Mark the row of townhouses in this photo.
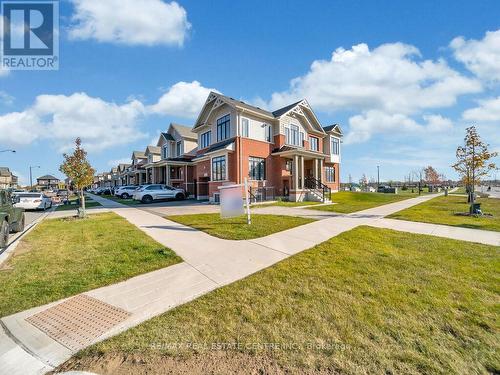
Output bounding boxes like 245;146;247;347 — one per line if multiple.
0;167;18;189
96;92;342;202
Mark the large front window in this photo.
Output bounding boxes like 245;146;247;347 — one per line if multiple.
176;141;182;156
331;138;340;155
325;166;335;182
200;131;211;149
285;124;304;146
212;156;226;181
248;157;265;180
217;114;231;142
162;144;169;159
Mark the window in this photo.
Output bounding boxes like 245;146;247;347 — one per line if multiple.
310;137;319;151
248;157;266;180
200;131;211;149
286;124;302;146
148;154;153;163
331;138;340;155
162;144;169;159
325;167;335;182
265;124;272;142
212;156;226;181
217;114;231;141
241;118;249;137
176;141;182;156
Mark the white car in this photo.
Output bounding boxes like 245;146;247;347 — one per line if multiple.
115;185;140;199
14;192;53;210
133;184;186;204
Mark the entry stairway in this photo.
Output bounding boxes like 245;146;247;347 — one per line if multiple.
305;177;332;203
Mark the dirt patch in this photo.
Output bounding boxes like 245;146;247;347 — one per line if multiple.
54;352;337;375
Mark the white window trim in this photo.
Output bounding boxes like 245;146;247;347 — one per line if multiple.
216;113;231;142
241;117;249;138
210;153;228;182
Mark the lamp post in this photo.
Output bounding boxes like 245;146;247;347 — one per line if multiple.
29;165;40;191
377;166;380;189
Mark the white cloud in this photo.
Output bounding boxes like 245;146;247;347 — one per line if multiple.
267;42;481;115
345;111;453;144
68;0;190;46
0;93;147;151
0;111;43;145
462;97;500;122
149;81;218;118
0;91;14;106
451;29;500;82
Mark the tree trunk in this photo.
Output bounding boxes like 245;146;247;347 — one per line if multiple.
470;144;476;214
80;188;86;218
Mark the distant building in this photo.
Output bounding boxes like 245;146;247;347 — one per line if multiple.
0;167;18;189
37;175;60;190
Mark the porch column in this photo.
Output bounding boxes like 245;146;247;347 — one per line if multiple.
300;155;305;189
293;155;299;190
165;165;170;185
313;159;318;180
319;159;323;183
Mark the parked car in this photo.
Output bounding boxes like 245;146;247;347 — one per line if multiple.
14;192;53;210
0;190;25;249
115;185;140;199
133;184;187;204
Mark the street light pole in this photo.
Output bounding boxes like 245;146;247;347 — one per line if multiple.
29;165;40;190
377;166;380;188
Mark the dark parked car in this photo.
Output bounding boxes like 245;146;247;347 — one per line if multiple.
0;190;25;249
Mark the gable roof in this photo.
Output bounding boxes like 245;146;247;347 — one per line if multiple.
323;124;343;135
161;132;175;141
132;151;146;159
145;145;161;155
170;123;197;140
37;175;59;180
271;100;303;117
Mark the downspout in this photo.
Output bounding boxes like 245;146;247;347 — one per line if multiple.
238;110;243;184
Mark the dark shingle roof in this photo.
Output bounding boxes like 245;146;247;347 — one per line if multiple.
323;124;343;134
37;175;59;180
195;138;235;158
271;100;303;117
161;132;175;141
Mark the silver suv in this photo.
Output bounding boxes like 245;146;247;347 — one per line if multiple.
115;185;140;199
132;185;187;204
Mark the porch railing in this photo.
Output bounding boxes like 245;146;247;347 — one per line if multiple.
249;186;276;203
305;176;331;202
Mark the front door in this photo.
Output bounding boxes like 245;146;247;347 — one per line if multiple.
283;180;290;197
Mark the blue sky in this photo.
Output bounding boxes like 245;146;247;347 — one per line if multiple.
1;0;499;185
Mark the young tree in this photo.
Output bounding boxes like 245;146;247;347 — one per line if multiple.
59;138;95;217
452;126;498;213
424;166;440;185
359;174;368;191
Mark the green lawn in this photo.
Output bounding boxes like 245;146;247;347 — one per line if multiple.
55;197;102;211
389;195;500;232
167;213;315;240
0;213;181;317
69;227;499;374
309;191;413;213
253;200;321;208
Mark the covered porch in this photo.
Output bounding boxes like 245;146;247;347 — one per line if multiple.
272;148;328;202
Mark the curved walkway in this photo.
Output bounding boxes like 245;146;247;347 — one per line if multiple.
1;193;498;375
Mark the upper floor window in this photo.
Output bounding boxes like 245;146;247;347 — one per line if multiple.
325;166;335;182
265;124;272;142
148;154;153;163
249;157;266;180
162;144;169;159
212;156;226;181
331;138;340;155
176;141;182;156
241;118;249;137
285;124;304;147
200;131;211;149
217;114;231;142
310;137;319;151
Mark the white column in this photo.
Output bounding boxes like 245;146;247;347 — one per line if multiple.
152;167;156;184
319;159;323;182
313;159;318;180
165;165;170;186
293;155;299;190
300;156;305;189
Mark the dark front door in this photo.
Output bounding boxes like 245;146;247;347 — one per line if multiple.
283;180;290;197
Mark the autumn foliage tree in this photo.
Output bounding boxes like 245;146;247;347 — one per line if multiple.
59;138;95;217
424;166;441;185
452;126;498;214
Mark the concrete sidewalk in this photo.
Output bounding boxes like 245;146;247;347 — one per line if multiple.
1;191;498;375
